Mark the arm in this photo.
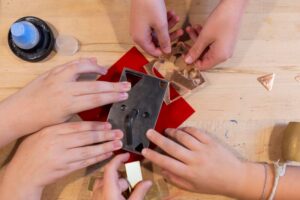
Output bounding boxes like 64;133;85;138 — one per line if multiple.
0;121;123;200
0;58;131;147
185;0;249;70
142;128;300;199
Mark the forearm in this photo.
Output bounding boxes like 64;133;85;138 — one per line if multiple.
0;166;43;200
0;97;22;148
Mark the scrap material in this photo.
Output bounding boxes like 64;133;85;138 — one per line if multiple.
55;35;79;56
257;73;275;91
125;161;143;188
144;42;206;104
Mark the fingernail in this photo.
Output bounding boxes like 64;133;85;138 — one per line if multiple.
163;46;171;54
119;92;128;100
185;55;193;64
114;130;123;139
113;140;123;149
141;149;148;155
146;129;154;137
121;82;131;90
99;67;108;74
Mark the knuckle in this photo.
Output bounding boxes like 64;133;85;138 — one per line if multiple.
80;148;92;159
155;22;168;31
78;132;94;144
101;143;113;152
79;159;91;168
68;63;80;73
112;82;121;91
68;122;83;132
92;95;104;105
176;131;186;142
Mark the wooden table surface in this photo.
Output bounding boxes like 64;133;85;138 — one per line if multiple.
1;0;300;199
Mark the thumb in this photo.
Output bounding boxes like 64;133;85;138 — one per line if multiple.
154;24;171;54
185;36;211;64
128;180;152;200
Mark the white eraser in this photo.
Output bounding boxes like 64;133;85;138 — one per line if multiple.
125;161;143;188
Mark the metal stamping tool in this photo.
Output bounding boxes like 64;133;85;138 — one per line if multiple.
108;68;168;154
144;42;206;104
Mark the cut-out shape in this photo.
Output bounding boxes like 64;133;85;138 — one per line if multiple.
125;161;143;189
257;73;275;91
144;42;207;104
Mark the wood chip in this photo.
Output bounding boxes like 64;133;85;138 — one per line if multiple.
257;73;275;91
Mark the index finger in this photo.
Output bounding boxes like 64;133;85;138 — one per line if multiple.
59;58;108;81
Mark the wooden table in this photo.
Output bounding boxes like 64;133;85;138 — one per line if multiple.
1;0;300;199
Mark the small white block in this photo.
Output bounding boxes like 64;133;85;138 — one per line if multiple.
125;161;143;188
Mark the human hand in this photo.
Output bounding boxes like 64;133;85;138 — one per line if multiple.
92;153;152;200
0;121;123;200
0;58;131;146
141;127;249;197
185;0;248;70
130;0;183;56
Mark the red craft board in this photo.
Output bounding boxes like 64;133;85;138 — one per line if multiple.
79;47;195;162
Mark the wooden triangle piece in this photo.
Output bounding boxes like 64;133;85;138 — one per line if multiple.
257;73;275;91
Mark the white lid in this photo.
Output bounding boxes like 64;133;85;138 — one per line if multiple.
55;35;79;56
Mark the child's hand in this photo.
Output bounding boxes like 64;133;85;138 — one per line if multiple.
141;128;248;197
92;153;152;200
130;0;183;56
0;58;130;146
0;121;123;200
185;0;248;70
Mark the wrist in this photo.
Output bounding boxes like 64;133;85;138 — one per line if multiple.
0;98;23;147
228;162;275;200
1;166;43;200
